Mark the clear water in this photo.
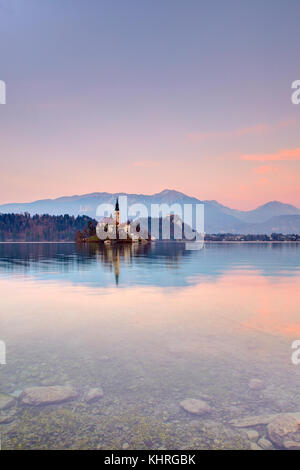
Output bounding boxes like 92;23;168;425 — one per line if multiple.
0;242;300;449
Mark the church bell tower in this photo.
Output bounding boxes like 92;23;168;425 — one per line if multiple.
115;198;120;225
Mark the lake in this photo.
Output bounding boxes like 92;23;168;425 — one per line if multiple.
0;242;300;449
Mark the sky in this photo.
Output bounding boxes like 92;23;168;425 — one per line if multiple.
0;0;300;209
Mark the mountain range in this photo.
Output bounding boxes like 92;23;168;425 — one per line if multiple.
0;189;300;234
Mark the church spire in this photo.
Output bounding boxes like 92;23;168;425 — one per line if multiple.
115;197;120;226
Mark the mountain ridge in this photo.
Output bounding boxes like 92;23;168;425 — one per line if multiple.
0;189;299;235
1;189;299;211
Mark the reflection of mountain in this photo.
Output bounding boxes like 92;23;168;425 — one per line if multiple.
0;242;299;288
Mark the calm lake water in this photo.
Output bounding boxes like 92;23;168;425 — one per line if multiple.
0;242;300;449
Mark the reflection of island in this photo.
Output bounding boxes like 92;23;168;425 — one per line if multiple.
90;242;151;285
0;241;299;288
76;241;191;285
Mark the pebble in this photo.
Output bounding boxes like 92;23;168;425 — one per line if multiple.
257;438;273;449
180;398;212;415
84;387;104;403
250;442;262;450
246;429;259;442
248;379;265;391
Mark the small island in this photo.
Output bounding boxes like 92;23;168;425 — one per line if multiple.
75;199;300;245
76;198;149;245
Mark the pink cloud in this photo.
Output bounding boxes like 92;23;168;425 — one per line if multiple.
188;119;296;143
256;177;270;186
242;148;300;162
188;123;268;142
253;165;278;174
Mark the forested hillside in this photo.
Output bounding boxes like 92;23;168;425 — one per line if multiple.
0;213;96;241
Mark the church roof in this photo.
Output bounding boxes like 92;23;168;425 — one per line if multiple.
100;217;115;224
99;217;130;227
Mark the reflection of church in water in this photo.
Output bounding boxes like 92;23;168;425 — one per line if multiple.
77;239;188;286
93;243;150;285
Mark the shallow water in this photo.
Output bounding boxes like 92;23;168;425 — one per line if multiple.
0;242;300;449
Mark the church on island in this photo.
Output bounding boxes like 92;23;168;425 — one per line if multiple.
97;198;145;244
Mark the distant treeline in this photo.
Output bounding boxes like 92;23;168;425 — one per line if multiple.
205;233;300;241
0;213;299;242
0;213;96;242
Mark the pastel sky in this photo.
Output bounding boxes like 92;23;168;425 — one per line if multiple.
0;0;300;209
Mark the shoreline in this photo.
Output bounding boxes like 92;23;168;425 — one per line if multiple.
0;240;299;245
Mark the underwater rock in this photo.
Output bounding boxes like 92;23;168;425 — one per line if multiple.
84;387;104;403
248;379;265;390
0;393;16;410
230;414;278;427
0;409;17;424
11;390;23;398
250;442;262;450
283;440;300;450
180;398;212;415
267;414;300;449
257;437;273;449
246;429;259;442
20;385;78;406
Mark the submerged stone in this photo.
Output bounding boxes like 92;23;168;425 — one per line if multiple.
180;398;212;415
248;379;265;391
283;440;300;450
84;387;104;403
257;437;273;449
250;442;262;450
230;411;300;429
267;414;300;449
230;414;279;427
11;390;23;398
246;429;259;442
0;409;17;424
20;385;78;406
0;393;16;410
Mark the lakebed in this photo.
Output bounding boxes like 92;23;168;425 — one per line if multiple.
0;242;299;449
